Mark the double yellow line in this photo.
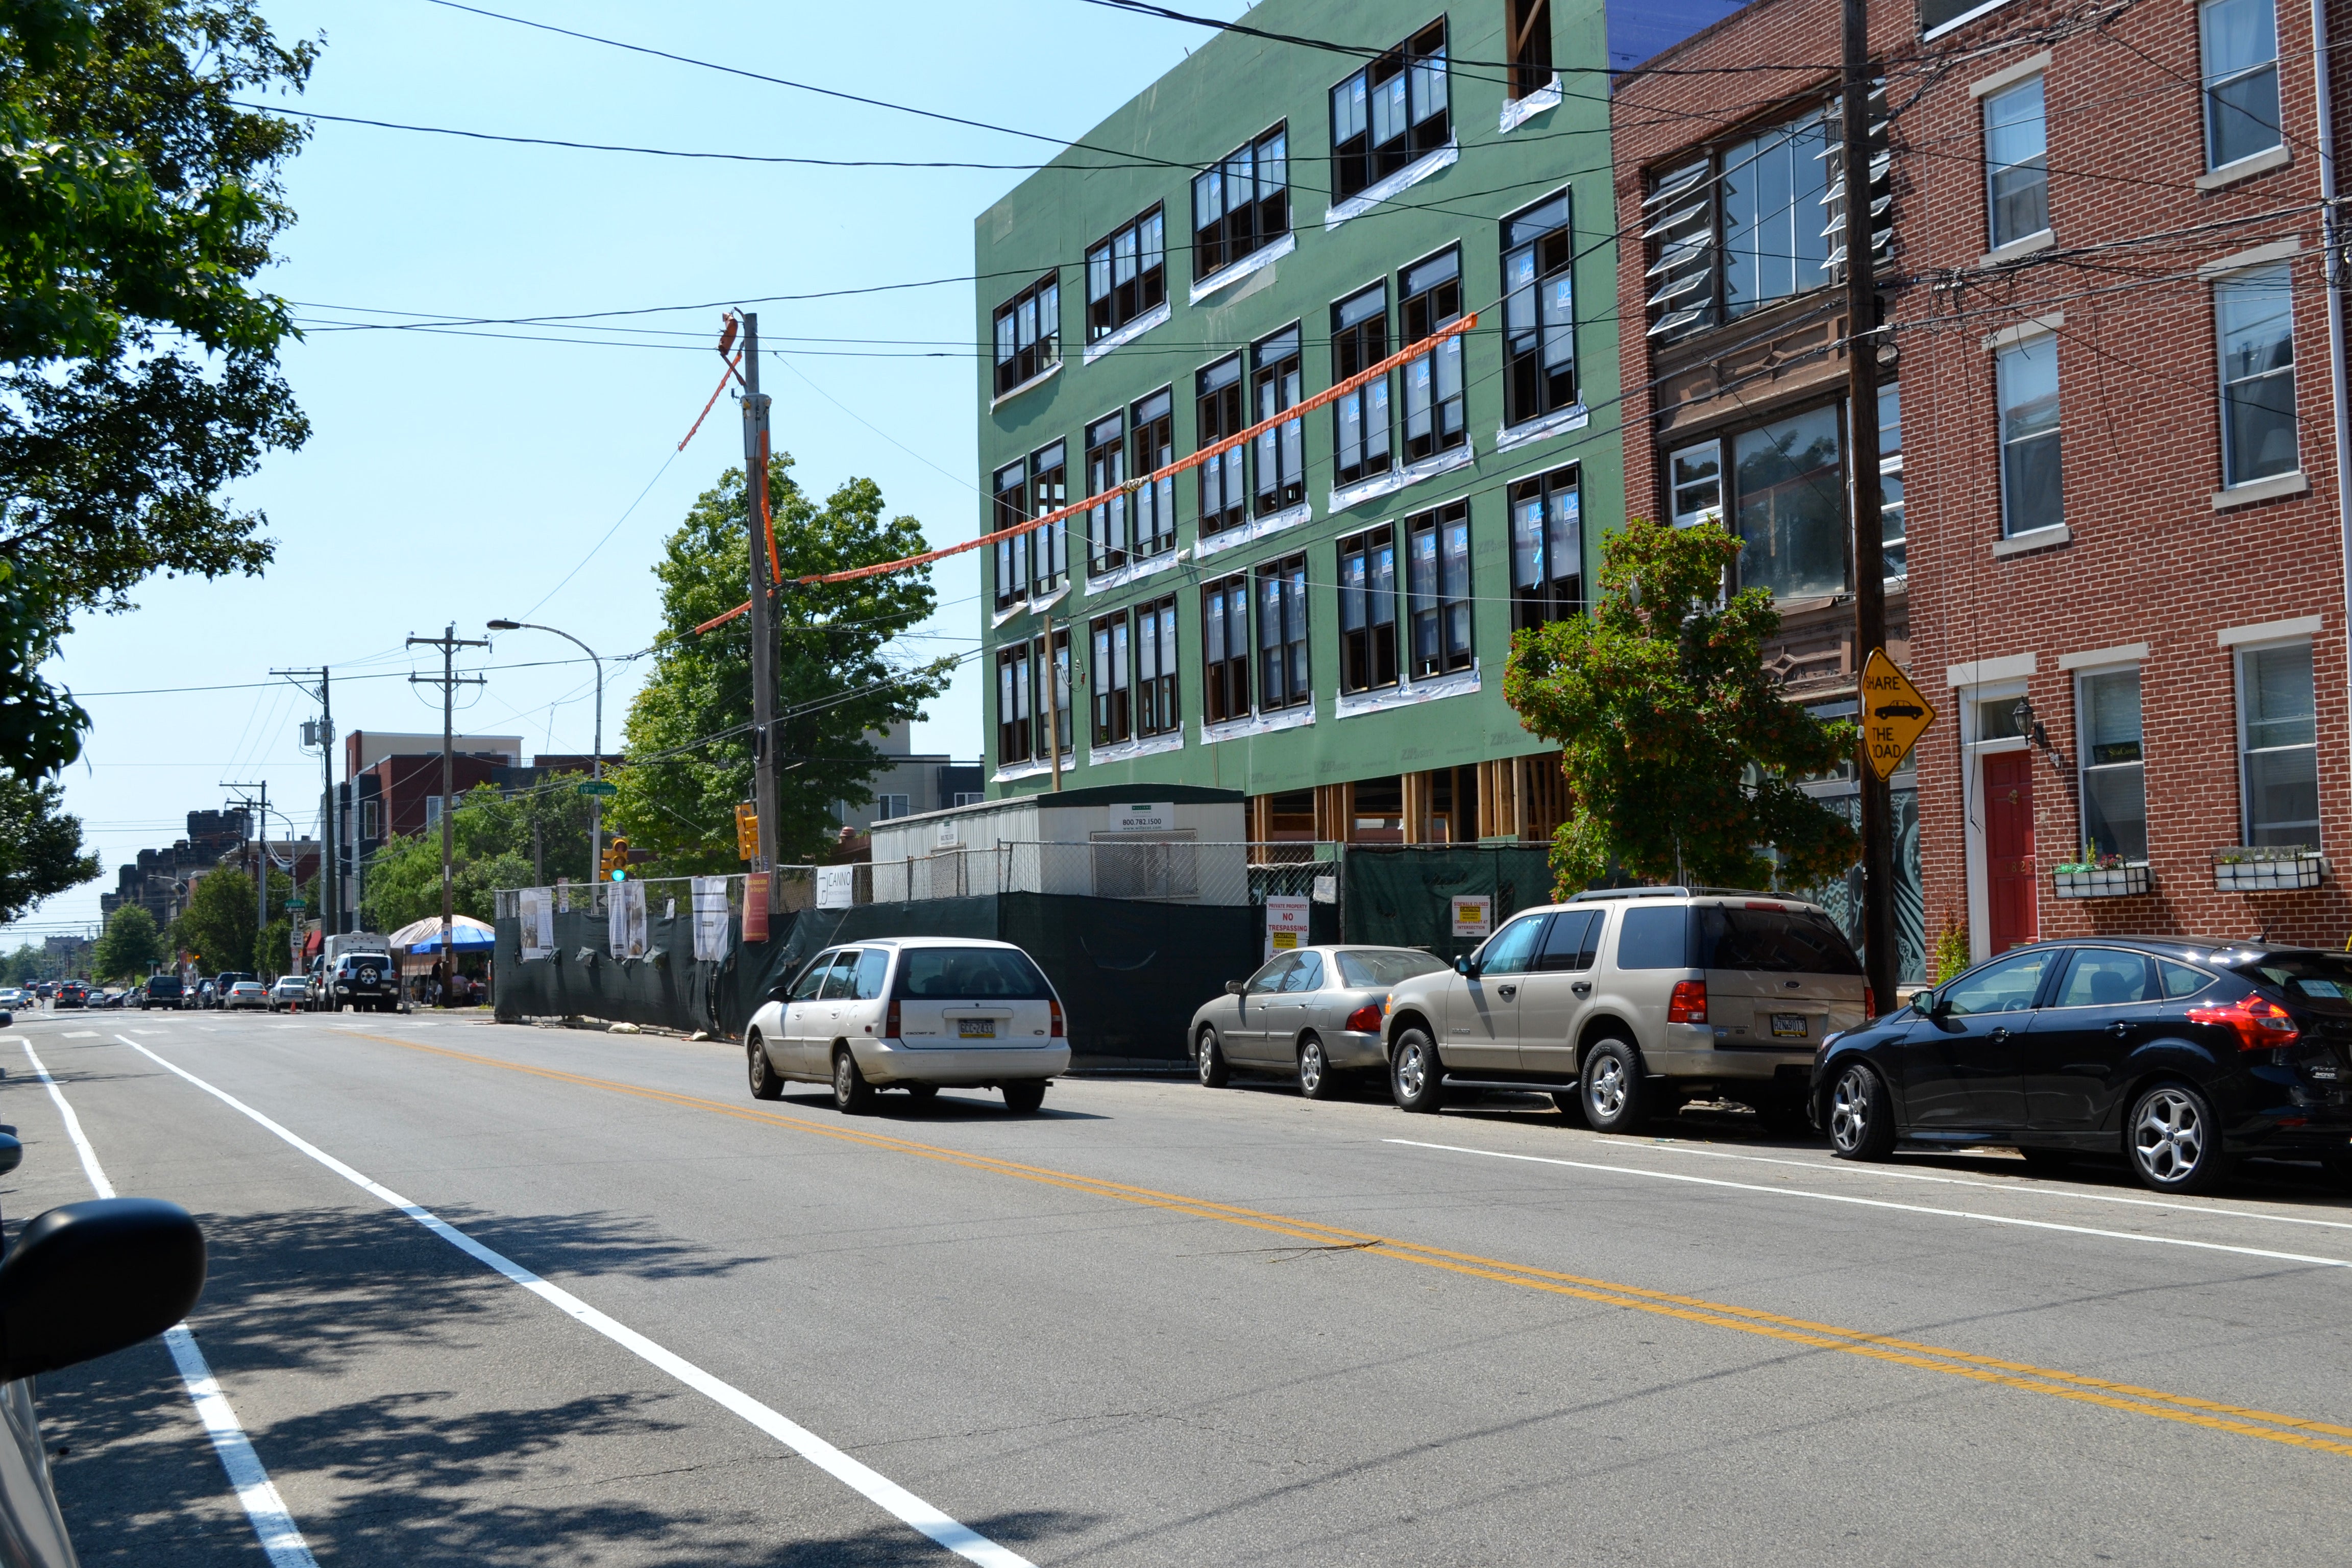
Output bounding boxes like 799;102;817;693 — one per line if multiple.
363;1032;2352;1459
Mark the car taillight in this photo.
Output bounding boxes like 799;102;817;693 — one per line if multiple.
1343;1003;1383;1033
1668;980;1707;1024
1049;999;1065;1038
1864;986;1876;1018
2187;994;2301;1051
886;999;901;1039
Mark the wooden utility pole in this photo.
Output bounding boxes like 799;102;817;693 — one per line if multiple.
740;314;782;916
1842;0;1897;1011
408;625;486;1003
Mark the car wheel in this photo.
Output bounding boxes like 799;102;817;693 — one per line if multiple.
1001;1080;1047;1114
1195;1026;1230;1088
1390;1027;1444;1114
747;1033;784;1101
832;1048;876;1114
2127;1082;2228;1194
904;1084;940;1103
1296;1035;1337;1100
1580;1038;1650;1135
1826;1061;1895;1161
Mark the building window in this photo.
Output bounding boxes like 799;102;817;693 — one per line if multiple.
1330;19;1450;202
1732;404;1845;601
1669;440;1723;528
996;643;1033;764
1509;467;1580;629
2241;641;2318;846
1197;356;1247;534
361;800;381;840
1029;440;1069;592
1332;284;1392;485
1086;206;1166;343
1084;410;1128;576
1644;106;1834;341
1256;554;1312;710
1203;574;1251;724
2216;262;2298;485
951;792;986;808
1501;191;1575;426
1033;625;1072;762
1983;76;2049;249
991;273;1058;397
1252;323;1305;515
1407;499;1474;674
2078;668;2145;862
424;795;444;830
1194;124;1288;278
875;794;912;822
1877;382;1905;580
1996;334;2062;535
1338;525;1400;694
1089;610;1131;746
992;460;1028;609
2201;0;2282;170
1130;388;1177;558
1400;248;1466;461
1505;0;1553;102
1135;594;1180;737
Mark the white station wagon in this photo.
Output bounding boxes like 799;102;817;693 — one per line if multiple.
743;937;1070;1114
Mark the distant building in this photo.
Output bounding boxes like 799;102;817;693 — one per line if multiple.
99;809;251;929
834;722;986;835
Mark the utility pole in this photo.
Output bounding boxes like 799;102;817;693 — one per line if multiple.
408;625;487;1003
739;312;781;913
1842;0;1896;1013
219;780;270;972
277;666;337;941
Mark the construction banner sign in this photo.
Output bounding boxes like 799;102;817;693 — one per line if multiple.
1859;649;1935;781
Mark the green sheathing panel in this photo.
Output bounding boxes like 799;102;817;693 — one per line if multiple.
973;0;1623;801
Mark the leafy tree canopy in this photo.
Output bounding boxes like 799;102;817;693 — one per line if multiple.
0;774;95;924
0;942;39;984
614;455;951;874
169;860;287;974
1;0;315;621
360;776;594;930
90;900;161;979
1503;518;1860;896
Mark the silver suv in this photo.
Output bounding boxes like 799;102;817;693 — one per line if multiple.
1381;888;1869;1133
744;937;1070;1114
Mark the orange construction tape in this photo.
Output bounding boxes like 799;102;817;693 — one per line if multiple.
689;311;1477;635
677;350;743;452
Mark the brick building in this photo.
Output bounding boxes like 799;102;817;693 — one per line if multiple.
1617;0;2352;965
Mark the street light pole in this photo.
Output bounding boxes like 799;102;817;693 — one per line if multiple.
487;620;604;886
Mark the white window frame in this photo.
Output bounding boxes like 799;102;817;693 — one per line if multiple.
1994;329;2062;538
2073;662;2146;864
1981;75;2050;252
2214;260;2299;488
2235;636;2320;848
1668;438;1723;528
2199;0;2284;174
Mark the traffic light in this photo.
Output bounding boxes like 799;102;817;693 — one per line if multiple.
733;802;758;862
602;837;630;880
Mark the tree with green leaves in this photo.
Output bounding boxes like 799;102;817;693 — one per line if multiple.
613;455;952;874
359;776;595;930
169;862;287;974
90;901;161;979
0;943;39;984
1503;518;1860;897
0;775;96;924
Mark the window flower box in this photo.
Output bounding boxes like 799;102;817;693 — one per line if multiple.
2213;848;2326;891
2052;863;2153;899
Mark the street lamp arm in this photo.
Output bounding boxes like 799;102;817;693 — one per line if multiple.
487;619;608;889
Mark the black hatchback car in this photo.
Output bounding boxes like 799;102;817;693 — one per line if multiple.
1813;938;2352;1193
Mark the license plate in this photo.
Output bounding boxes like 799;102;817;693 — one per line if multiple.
956;1018;996;1039
1771;1013;1809;1039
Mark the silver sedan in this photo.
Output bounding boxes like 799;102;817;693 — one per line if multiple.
1188;945;1451;1099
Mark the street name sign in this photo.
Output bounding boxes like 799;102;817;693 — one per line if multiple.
1859;649;1935;781
577;781;619;797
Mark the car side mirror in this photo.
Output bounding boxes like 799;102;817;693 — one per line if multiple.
0;1135;23;1180
0;1198;205;1382
1224;979;1245;996
1454;955;1476;977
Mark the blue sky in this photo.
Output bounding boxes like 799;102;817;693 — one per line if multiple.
17;0;1247;943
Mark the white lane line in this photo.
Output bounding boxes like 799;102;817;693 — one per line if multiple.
62;1032;95;1039
1387;1138;2352;1269
113;1035;1034;1568
17;1041;320;1567
1628;1136;2352;1234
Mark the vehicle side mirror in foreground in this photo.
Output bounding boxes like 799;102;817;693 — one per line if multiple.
0;1198;205;1382
1224;980;1245;996
1454;955;1479;977
0;1135;22;1179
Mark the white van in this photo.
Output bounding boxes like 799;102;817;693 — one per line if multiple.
743;937;1069;1114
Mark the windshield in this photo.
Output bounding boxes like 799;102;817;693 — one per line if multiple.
2237;951;2352;1013
1696;905;1864;975
1336;949;1448;986
894;947;1054;1000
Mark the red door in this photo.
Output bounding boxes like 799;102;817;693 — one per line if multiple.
1984;751;2038;954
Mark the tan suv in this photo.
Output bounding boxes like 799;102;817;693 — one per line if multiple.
1381;888;1870;1133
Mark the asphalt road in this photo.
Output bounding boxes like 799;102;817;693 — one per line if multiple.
4;1004;2351;1566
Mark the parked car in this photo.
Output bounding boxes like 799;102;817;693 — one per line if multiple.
1380;888;1870;1132
744;938;1069;1114
140;975;183;1010
266;975;309;1012
223;980;268;1012
326;951;398;1013
1815;938;2352;1194
207;972;254;1011
1190;946;1452;1097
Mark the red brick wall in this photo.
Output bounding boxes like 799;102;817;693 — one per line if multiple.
1614;0;2352;955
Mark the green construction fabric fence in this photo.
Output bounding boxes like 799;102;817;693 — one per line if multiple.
1338;845;1559;962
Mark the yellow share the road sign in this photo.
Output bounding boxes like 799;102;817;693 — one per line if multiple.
1859;648;1935;781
